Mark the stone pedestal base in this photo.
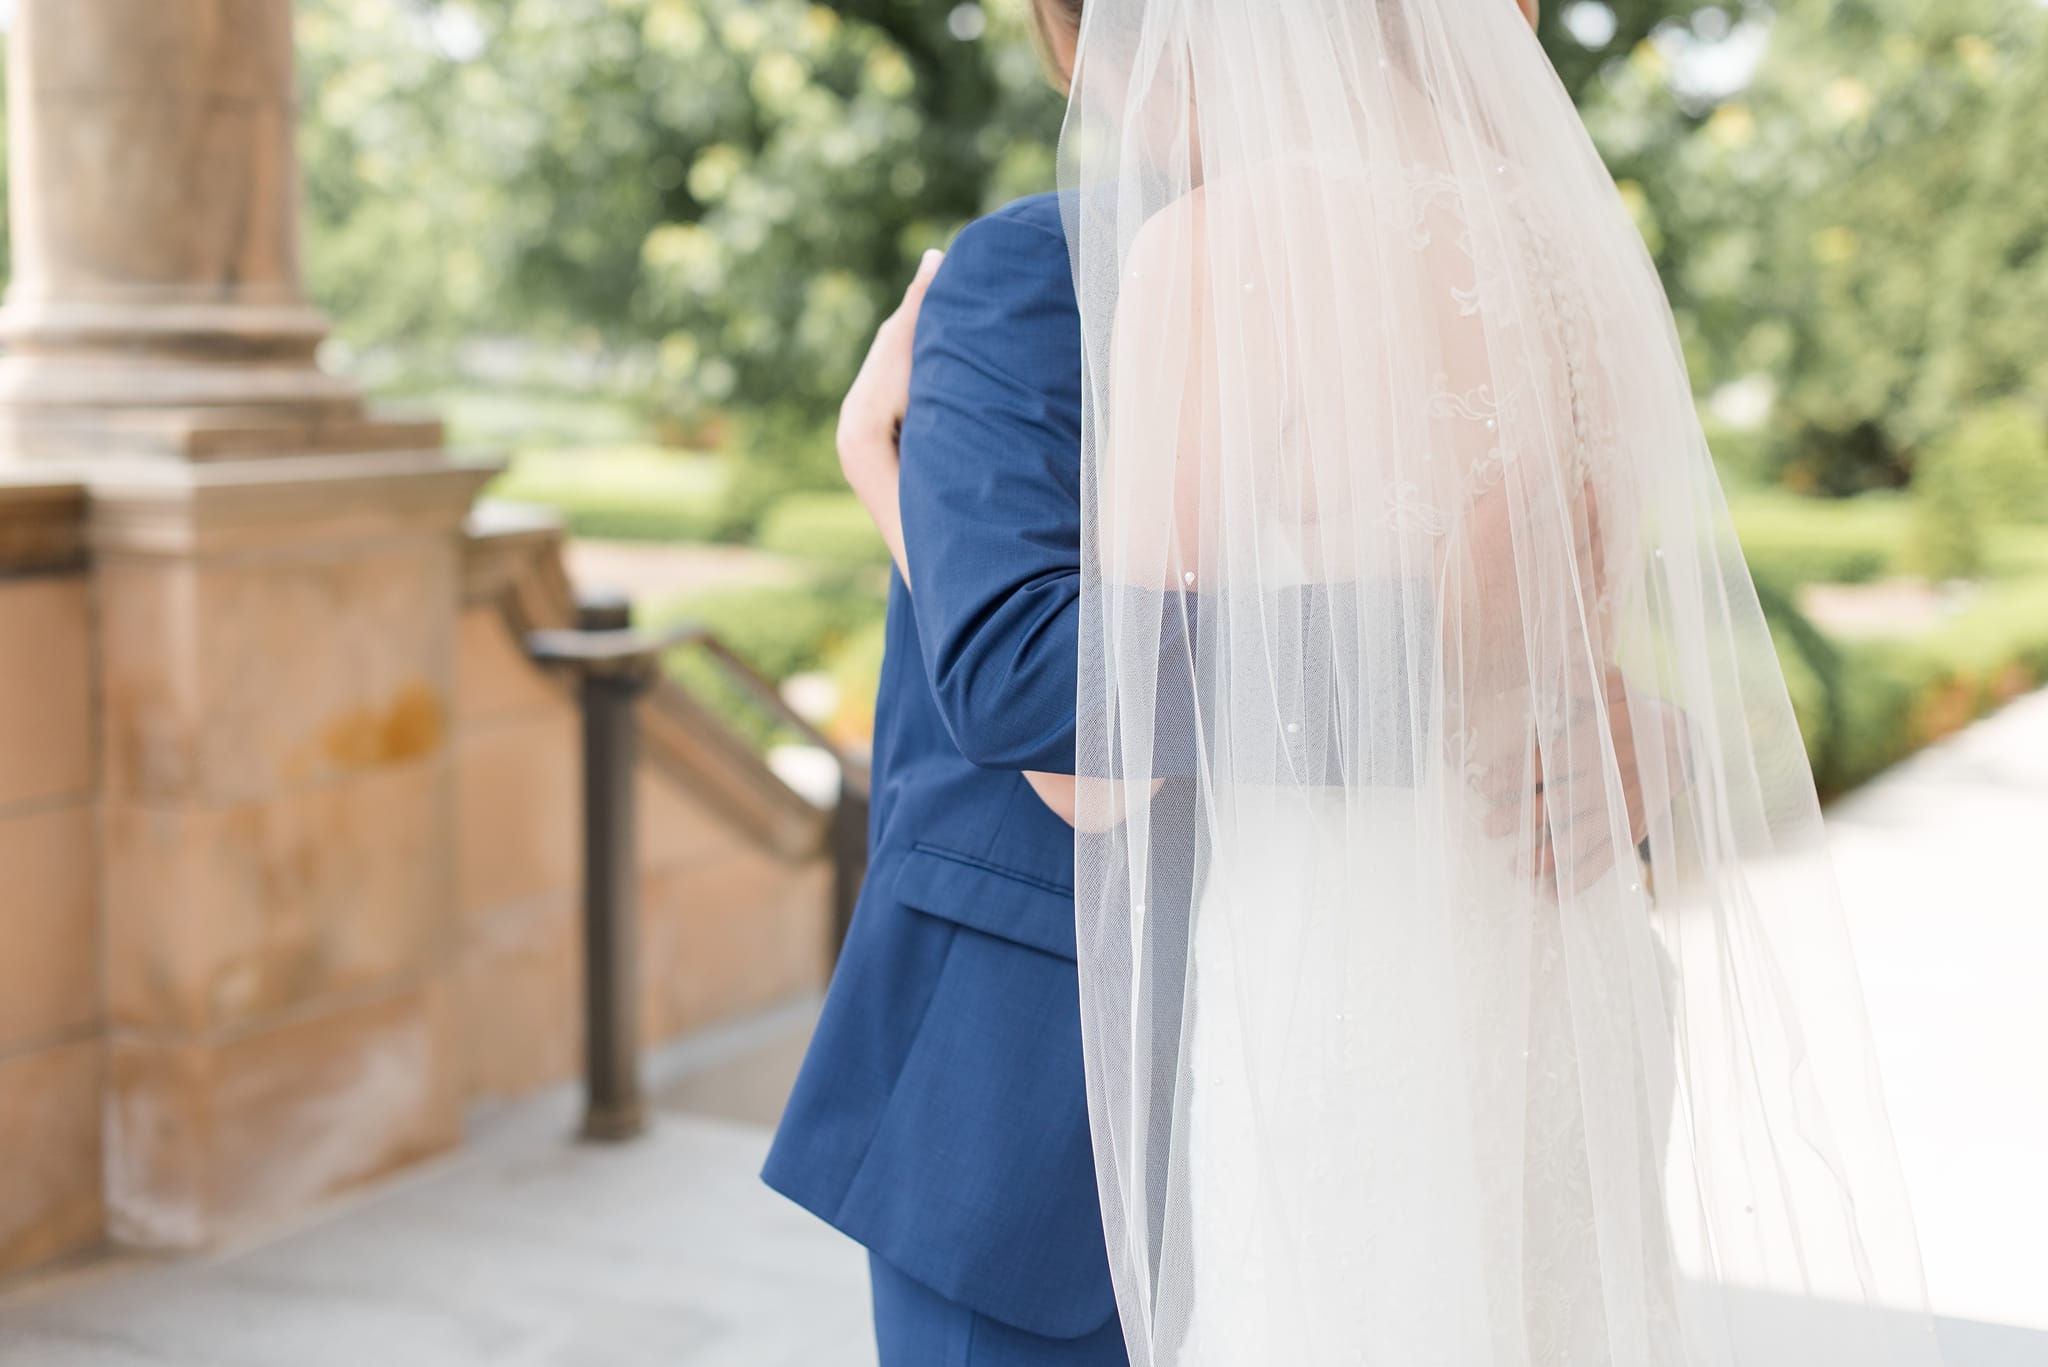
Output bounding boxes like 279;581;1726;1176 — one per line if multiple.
89;448;494;1249
107;983;460;1248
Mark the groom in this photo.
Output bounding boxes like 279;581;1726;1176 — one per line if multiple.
760;188;1129;1366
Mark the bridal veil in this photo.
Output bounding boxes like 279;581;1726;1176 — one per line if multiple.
1059;1;1945;1362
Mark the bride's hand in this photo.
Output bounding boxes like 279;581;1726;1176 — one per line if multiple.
1024;772;1168;831
1484;665;1688;895
838;248;944;584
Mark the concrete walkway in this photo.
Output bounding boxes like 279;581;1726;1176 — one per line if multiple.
2;698;2044;1364
1826;689;2048;1341
0;1002;876;1367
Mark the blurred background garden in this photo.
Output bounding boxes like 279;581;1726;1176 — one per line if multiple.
46;0;2048;795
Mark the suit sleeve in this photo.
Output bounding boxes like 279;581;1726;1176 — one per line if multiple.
898;210;1084;773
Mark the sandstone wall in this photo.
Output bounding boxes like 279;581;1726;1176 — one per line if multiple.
0;493;838;1283
0;479;101;1278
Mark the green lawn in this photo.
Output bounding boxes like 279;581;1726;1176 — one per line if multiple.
486;444;731;543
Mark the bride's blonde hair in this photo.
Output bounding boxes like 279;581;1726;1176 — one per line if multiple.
1028;0;1084;90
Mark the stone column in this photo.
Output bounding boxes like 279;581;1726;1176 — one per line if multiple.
0;0;436;461
0;0;494;1249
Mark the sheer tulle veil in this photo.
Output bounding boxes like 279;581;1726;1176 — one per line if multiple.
1058;2;1945;1363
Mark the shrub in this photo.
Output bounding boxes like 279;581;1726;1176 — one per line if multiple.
649;575;889;749
1728;489;1908;586
755;491;890;566
824;617;891;750
1950;402;2048;525
712;409;843;542
1910;402;2048;581
487;444;727;543
1752;577;1844;786
1702;422;1773;489
1805;577;2048;796
1909;445;1988;581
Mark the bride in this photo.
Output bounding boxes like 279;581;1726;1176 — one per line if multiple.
1053;0;1945;1361
826;1;1946;1363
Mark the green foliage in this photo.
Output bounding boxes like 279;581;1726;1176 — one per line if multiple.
825;615;891;743
291;0;1747;438
298;0;1064;427
1729;488;1909;585
1751;536;2048;797
1933;401;2048;522
652;574;884;681
432;386;656;454
1910;443;1990;581
1752;576;1847;787
755;490;890;565
1732;482;2048;587
1909;401;2048;578
1535;2;1771;107
1819;577;2048;793
1700;422;1773;488
486;445;729;542
711;408;844;540
1624;0;2048;492
650;573;888;747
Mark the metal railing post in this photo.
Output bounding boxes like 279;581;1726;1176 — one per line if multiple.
528;589;669;1142
573;592;647;1141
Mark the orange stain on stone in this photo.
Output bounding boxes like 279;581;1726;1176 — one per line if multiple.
321;682;445;769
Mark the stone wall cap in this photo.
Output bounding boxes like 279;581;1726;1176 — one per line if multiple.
468;498;566;542
87;450;503;558
0;473;89;574
0;471;89;502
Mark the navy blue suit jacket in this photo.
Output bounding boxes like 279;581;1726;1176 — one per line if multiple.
762;193;1115;1340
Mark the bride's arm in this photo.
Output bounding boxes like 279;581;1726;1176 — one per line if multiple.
837;251;943;587
1024;772;1080;824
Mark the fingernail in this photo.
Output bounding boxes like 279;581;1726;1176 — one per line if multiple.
920;248;944;274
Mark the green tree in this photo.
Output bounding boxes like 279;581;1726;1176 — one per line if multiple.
298;0;1059;424
294;1;1744;424
1653;0;2048;492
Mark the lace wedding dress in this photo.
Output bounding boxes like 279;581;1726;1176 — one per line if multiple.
1185;788;1681;1365
1174;170;1683;1364
1063;4;1945;1364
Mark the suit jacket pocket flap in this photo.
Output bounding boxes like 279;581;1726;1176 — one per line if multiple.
893;845;1076;961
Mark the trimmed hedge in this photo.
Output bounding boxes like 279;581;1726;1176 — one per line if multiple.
485;445;729;543
1762;575;2048;798
1731;486;2048;587
1728;489;1910;586
754;491;891;567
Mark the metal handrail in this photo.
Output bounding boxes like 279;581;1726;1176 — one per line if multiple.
653;620;873;956
526;589;870;1143
661;626;871;953
531;617;871;791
